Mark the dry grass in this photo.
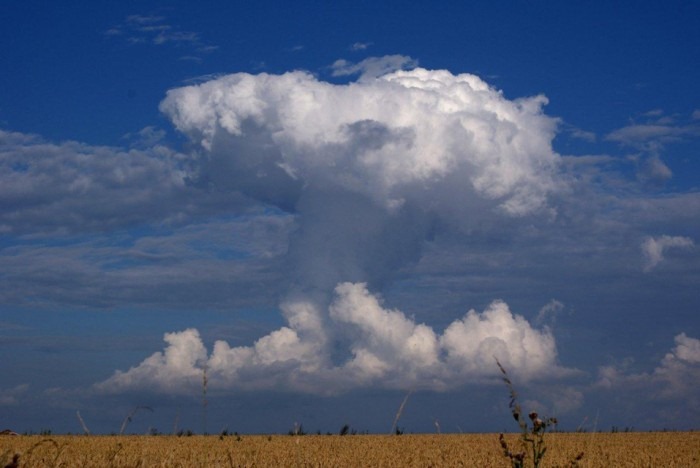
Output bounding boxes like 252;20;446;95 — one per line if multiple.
1;433;699;467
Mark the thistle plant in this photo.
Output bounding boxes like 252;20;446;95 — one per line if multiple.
496;359;583;468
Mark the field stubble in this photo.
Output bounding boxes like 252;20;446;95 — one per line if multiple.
1;432;699;467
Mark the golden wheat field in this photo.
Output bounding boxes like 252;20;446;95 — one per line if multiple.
1;432;699;467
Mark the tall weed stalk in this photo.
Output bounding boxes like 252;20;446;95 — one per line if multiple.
496;359;583;468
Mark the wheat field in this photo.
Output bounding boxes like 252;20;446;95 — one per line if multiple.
1;432;699;467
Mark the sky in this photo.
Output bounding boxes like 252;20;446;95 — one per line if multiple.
1;0;700;435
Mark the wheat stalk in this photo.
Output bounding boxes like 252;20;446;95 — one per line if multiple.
76;410;90;436
390;390;413;435
119;406;153;436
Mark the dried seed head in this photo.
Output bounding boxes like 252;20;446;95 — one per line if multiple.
533;418;544;431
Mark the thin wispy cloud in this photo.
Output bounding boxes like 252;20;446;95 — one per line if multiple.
122;126;166;148
331;55;418;80
559;122;597;143
603;110;700;187
106;13;218;61
641;235;694;272
0;384;29;406
350;42;373;51
606;111;700;147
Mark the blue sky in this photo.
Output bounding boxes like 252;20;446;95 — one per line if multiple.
2;1;700;435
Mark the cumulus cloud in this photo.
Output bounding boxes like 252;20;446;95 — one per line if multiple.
97;283;567;395
2;65;566;318
440;299;560;379
157;66;564;298
641;235;694;271
591;334;700;428
596;333;700;401
95;329;207;394
97;65;572;395
160;66;561;217
672;333;700;363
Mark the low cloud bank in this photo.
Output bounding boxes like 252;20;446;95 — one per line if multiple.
96;283;567;395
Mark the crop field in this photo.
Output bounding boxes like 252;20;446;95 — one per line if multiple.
1;432;699;467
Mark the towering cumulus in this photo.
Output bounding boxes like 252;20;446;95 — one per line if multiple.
98;67;570;395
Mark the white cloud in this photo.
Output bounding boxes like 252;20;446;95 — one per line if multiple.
642;109;665;118
0;64;568;317
605;119;700;148
329;282;441;385
596;333;700;401
641;235;694;272
95;66;575;396
160;66;561;217
96;282;568;395
638;155;672;185
440;300;560;381
126;14;165;25
350;42;373;51
672;333;700;363
569;128;596;142
123;126;166;148
156;65;566;306
0;384;29;406
179;55;202;63
95;329;207;394
606;124;684;145
535;299;565;326
331;55;418;80
107;14;217;61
